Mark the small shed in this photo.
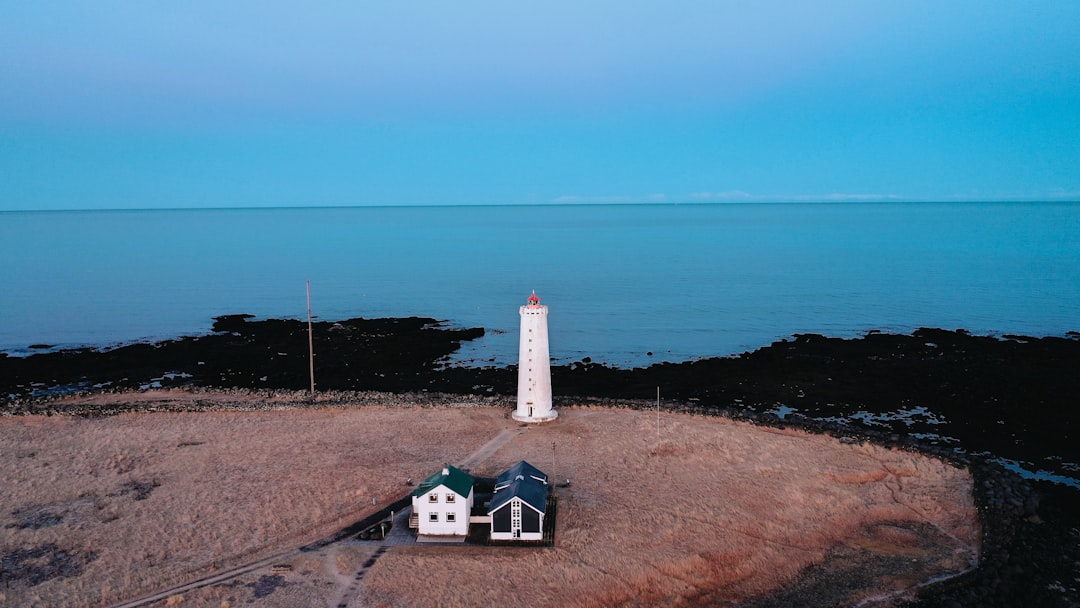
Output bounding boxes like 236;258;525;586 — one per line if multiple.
489;460;548;541
411;465;475;538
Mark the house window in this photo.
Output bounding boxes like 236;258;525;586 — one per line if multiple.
445;493;455;503
428;494;438;503
446;512;456;522
429;512;438;522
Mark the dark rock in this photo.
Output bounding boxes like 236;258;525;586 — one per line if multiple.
211;314;256;333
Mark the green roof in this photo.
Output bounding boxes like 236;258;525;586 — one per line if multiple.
411;465;474;498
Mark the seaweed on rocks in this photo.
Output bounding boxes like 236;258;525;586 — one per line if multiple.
547;329;1079;477
0;315;486;400
902;465;1080;608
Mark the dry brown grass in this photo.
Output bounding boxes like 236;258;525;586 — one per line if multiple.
1;399;977;607
364;408;978;608
1;404;506;607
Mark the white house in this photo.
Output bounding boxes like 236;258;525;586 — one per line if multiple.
489;460;548;541
411;465;475;538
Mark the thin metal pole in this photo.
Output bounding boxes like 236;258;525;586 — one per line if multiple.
307;280;315;397
656;386;660;439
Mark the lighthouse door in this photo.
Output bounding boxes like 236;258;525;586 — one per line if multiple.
511;501;522;539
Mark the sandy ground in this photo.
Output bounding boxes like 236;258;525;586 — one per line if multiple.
0;396;977;607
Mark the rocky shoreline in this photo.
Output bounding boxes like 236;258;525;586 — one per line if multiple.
3;315;1078;606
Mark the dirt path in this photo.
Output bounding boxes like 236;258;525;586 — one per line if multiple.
332;546;388;608
106;550;299;608
458;425;524;470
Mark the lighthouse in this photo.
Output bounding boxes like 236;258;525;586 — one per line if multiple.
514;291;557;423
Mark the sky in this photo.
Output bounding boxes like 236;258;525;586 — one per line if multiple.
1;1;1078;210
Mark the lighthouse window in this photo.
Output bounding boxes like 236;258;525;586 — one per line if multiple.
446;512;456;522
428;494;438;503
445;493;455;503
429;512;439;522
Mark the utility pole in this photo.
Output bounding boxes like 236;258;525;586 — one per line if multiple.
307;280;315;398
552;441;556;483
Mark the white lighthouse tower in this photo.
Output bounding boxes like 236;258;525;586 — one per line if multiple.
514;291;557;423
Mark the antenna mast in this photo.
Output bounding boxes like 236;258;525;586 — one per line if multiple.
552;441;556;483
307;280;315;397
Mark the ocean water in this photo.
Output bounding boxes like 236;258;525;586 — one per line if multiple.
1;202;1078;368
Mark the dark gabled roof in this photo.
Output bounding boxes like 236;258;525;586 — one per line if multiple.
488;476;547;515
495;460;547;488
411;465;474;498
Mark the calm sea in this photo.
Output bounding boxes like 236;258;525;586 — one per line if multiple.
1;202;1077;367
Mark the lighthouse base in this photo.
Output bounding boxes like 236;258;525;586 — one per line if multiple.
512;409;559;424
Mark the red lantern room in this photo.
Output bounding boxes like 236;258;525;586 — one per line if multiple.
527;290;541;306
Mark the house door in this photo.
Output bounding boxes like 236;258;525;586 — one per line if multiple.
511;500;522;539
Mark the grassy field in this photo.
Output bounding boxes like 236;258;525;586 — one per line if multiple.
0;394;977;607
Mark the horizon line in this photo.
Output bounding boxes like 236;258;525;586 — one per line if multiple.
3;198;1080;214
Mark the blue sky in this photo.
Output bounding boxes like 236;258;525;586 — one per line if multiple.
2;1;1078;210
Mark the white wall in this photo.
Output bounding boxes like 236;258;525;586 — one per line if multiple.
490;497;545;541
516;303;554;420
413;485;473;536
